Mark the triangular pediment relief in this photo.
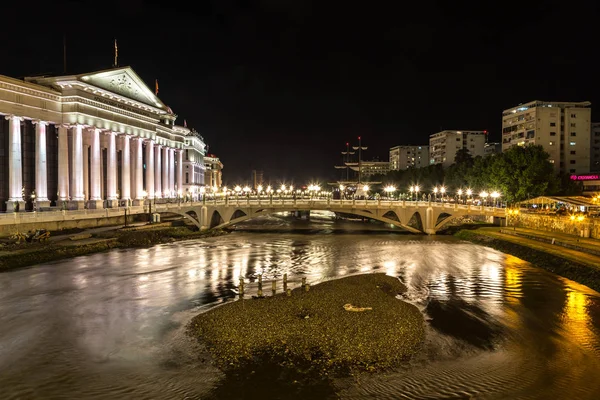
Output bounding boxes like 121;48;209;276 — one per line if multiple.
78;67;166;110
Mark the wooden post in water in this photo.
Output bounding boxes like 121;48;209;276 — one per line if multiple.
301;277;306;289
272;280;277;296
239;278;244;298
283;273;288;291
304;283;310;292
257;274;263;297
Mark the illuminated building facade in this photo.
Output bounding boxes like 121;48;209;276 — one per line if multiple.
0;66;205;212
251;170;263;189
429;130;486;167
502;100;591;174
182;129;206;200
389;145;429;170
204;154;223;189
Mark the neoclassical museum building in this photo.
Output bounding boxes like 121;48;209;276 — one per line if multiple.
0;66;214;212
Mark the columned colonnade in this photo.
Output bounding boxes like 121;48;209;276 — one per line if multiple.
3;115;184;211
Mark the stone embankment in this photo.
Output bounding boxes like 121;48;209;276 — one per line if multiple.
0;225;227;271
455;227;600;292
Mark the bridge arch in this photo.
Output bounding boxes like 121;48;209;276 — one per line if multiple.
408;211;424;232
209;207;422;234
210;210;225;229
382;210;400;222
231;209;248;221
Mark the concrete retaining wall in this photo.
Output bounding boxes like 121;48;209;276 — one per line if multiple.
0;215;145;236
509;213;599;239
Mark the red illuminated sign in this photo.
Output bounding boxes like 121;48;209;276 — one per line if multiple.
570;174;599;181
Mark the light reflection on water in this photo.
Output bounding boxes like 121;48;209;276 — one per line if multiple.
0;224;599;399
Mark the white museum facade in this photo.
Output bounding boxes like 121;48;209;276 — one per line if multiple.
0;66;207;212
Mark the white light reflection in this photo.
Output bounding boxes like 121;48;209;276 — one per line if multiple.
384;260;396;276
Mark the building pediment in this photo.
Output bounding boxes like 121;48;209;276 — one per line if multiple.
78;67;166;109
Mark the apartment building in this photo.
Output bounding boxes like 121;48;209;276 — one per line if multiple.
484;142;502;157
591;123;600;173
389;145;429;170
502;100;591;174
429;130;486;167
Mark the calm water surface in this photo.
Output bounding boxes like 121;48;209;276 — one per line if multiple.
1;217;600;399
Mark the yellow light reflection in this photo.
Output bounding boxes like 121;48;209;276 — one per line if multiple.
560;280;595;350
503;255;524;306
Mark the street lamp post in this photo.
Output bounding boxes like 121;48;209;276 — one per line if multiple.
433;186;438;202
480;191;489;207
440;186;446;203
491;191;500;208
415;185;420;203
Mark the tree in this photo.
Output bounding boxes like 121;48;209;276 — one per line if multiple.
454;148;474;167
486;145;558;204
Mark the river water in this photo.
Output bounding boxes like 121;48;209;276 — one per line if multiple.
1;216;600;399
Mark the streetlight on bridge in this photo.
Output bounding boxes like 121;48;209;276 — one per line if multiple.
479;191;489;206
491;191;501;207
384;185;396;199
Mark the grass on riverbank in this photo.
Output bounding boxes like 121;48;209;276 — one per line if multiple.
189;273;424;382
0;225;227;271
455;229;600;292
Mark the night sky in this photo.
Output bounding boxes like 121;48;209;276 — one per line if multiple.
2;0;598;184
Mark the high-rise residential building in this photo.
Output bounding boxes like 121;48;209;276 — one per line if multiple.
502;100;591;174
204;154;223;189
484;142;502;157
591;123;600;173
251;170;264;189
389;145;429;170
429;130;486;167
182;129;207;200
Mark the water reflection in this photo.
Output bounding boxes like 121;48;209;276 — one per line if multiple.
0;227;599;399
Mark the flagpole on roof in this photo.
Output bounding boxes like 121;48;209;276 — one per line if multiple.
113;38;118;67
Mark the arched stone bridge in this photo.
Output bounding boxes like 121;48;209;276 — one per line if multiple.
153;198;507;234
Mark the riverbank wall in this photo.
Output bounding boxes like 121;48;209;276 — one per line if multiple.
509;213;600;239
0;213;148;237
0;226;227;271
455;229;600;292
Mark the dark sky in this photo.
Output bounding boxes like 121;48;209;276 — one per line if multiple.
2;0;599;185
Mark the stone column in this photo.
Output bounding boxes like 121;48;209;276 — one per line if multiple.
177;149;183;196
88;128;102;209
70;124;85;207
121;135;131;202
57;125;69;202
169;148;175;195
145;140;155;199
162;146;169;197
154;144;162;198
32;120;50;208
106;131;117;206
82;144;89;201
5;115;24;211
133;137;144;204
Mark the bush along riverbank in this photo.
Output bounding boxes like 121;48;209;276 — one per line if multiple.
0;226;228;271
188;273;424;399
455;229;600;293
